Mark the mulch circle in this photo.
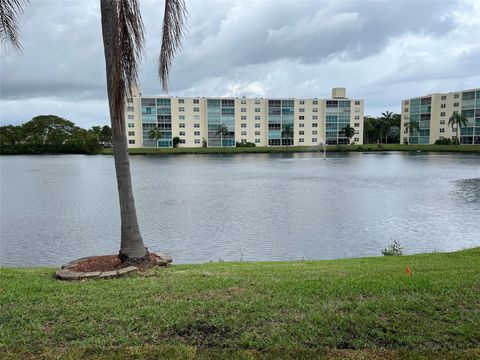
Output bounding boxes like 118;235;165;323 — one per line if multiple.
55;252;172;281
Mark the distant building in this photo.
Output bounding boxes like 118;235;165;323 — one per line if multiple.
124;87;364;148
400;88;480;144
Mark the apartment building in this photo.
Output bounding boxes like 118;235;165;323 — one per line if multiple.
125;87;364;148
400;88;480;144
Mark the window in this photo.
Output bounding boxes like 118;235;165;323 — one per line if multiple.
454;94;459;99
128;115;134;119
255;108;260;112
179;123;185;128
241;116;247;120
179;115;185;120
313;108;318;113
255;123;261;128
299;100;305;105
299;123;304;128
241;131;247;135
299;116;304;120
194;123;200;128
255;100;261;104
354;130;359;134
299;108;305;113
441;95;447;100
354;137;359;142
241;139;246;144
355;100;360;105
454;103;459;107
241;108;246;112
193;107;199;112
312;115;318;120
355;109;360;113
312;130;317;135
255;116;260;120
178;99;184;104
440;128;445;133
404;100;409;105
127;106;134;112
194;131;200;136
241;99;246;104
404;108;409;112
180;139;186;144
128;140;135;144
299;131;304;135
313;100;318;105
441;112;445;117
179;131;185;136
255;139;261;144
128;131;135;136
255;131;261;135
179;107;185;112
312;138;317;142
441;104;446;109
312;123;318;128
354;123;360;127
193;99;199;104
354;116;360;120
299;138;304;143
440;120;445;124
128;123;135;128
195;139;200;144
241;123;247;128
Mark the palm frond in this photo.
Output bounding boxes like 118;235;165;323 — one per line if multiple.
159;0;187;92
0;0;28;50
107;0;145;133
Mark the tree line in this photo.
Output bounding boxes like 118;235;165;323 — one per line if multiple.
363;111;401;144
0;115;112;155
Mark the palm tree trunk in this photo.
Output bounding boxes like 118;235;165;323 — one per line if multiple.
101;0;147;260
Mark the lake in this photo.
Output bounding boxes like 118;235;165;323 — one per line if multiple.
1;152;479;267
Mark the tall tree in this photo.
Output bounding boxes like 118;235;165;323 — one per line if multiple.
148;126;163;145
404;121;419;144
281;123;294;145
341;125;355;144
448;112;468;145
215;124;229;146
2;0;187;261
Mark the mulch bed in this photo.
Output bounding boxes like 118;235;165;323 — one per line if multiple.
70;253;160;273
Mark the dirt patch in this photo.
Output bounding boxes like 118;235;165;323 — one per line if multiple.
166;320;237;346
70;253;160;272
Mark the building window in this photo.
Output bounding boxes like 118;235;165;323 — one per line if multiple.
241;123;247;128
194;131;200;136
404;108;409;112
441;104;446;109
193;99;199;104
312;138;317;142
241;99;246;104
354;123;359;127
441;112;445;117
255;100;260;104
312;115;318;120
179;123;185;128
454;94;459;99
313;108;318;113
255;131;261;135
355;108;360;113
354;116;360;120
299;138;304;143
255;108;260;112
440;120;445;124
355;101;360;105
241;116;247;120
454;103;459;107
354;130;359;134
128;123;135;128
180;139;186;144
179;107;185;112
241;131;247;135
255;139;260;143
241;108;246;112
313;100;318;105
312;123;318;128
299;123;304;128
194;139;200;144
299;100;305;105
128;115;134;119
404;100;409;105
128;140;135;144
194;107;199;112
179;131;185;136
255;116;260;120
128;131;135;136
440;128;445;133
178;99;184;104
354;137;359;142
312;131;317;135
127;106;134;112
299;131;304;135
299;116;304;120
299;108;305;113
441;95;447;100
255;123;260;128
241;139;247;144
194;123;200;128
179;115;185;120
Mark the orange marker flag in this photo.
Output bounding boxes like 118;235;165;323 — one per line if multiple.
405;265;412;276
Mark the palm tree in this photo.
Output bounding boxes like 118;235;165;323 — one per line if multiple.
281;123;294;146
341;125;355;144
404;121;419;144
2;0;187;262
148;126;163;146
363;116;376;144
448;112;468;145
380;111;394;144
215;124;229;146
375;119;391;144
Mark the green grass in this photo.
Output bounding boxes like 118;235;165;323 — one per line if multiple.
100;144;480;155
1;248;479;359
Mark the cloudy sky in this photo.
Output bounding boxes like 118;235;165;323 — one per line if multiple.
1;0;479;128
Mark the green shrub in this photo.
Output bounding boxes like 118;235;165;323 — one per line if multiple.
381;240;403;256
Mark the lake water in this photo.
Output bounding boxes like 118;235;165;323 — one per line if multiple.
1;152;479;267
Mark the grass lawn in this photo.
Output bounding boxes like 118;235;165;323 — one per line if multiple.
1;248;479;359
100;144;480;155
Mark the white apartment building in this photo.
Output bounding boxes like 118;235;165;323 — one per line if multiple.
125;87;364;148
400;88;480;144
